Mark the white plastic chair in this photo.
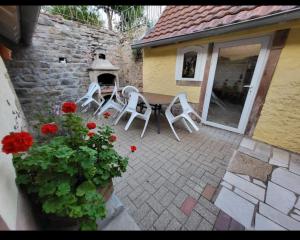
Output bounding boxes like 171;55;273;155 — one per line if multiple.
76;82;105;113
96;82;125;118
165;92;202;141
114;92;152;138
121;85;139;104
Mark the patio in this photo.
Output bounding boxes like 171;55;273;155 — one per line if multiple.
83;110;242;230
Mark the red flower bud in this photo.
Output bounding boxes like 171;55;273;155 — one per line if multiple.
41;123;58;135
130;145;137;152
1;132;33;154
62;102;77;113
108;135;117;142
86;122;96;130
103;112;111;119
87;132;95;138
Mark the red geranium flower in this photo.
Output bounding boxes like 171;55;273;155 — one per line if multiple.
87;132;95;138
86;122;96;130
62;102;77;113
130;145;137;152
103;112;111;119
1;132;33;154
108;135;117;142
41;123;58;135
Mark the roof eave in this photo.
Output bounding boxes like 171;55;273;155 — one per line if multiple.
131;8;300;49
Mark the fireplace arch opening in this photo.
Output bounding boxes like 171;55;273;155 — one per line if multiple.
98;73;116;87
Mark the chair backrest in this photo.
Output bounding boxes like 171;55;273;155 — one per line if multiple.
86;82;100;97
166;92;191;113
127;92;151;111
108;82;124;105
122;85;139;99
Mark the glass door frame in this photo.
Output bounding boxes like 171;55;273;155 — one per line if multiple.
202;35;272;134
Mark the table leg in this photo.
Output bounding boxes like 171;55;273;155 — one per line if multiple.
156;105;161;134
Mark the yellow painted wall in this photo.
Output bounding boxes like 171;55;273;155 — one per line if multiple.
253;27;300;153
143;19;300;103
143;19;300;153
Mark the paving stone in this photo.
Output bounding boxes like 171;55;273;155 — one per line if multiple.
153;210;173;230
220;181;233;190
163;180;181;194
140;209;158;230
240;138;256;150
198;218;213;230
289;157;300;176
252;179;266;188
291;213;300;221
269;148;289;168
213;210;232;230
198;196;219;216
184;211;203;230
153;186;169;201
166;218;182;230
142;182;156;194
234;188;259;205
266;181;296;214
223;172;265;201
167;203;188;224
214;187;255;229
201;184;217;201
254;213;285;230
271;167;300;195
295;198;300;209
133;202;151;222
259;202;300;230
146;196;164;215
173;191;188;208
160;191;176;207
182;185;200;199
180;196;197;216
254;142;272;159
238;146;269;162
194;203;217;225
132;191;150;208
229;218;245;230
236;174;251;181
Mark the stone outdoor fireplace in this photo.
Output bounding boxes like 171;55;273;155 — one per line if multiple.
88;50;119;96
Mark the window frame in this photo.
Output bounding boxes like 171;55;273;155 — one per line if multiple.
175;45;208;81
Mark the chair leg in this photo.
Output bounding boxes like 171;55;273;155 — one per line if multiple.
191;110;202;122
114;109;127;125
169;121;181;141
181;118;193;133
184;115;199;131
141;115;150;138
97;104;109;117
124;113;137;131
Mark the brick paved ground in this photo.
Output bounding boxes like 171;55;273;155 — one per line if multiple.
87;112;242;230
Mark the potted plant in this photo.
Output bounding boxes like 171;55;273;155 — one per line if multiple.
1;101;136;230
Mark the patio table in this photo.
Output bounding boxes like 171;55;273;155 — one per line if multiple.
140;92;175;134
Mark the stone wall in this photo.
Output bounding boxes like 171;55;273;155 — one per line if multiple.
119;25;147;90
5;13;144;124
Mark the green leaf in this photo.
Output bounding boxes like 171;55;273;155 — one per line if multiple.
76;181;96;197
55;146;74;159
38;181;56;197
80;219;97;231
56;182;71;196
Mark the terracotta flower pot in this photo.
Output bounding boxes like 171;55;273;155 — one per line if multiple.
98;179;114;202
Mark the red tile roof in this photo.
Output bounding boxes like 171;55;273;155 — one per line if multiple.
140;5;299;44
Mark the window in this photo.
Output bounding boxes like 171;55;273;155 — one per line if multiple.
175;46;208;81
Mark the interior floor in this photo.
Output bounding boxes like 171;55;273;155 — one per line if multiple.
207;100;243;128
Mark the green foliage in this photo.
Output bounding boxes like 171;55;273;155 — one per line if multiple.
13;110;128;230
44;5;103;27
